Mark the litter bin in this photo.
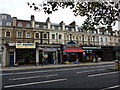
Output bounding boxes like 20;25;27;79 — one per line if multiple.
114;60;120;69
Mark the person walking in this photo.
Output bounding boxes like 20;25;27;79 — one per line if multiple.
42;58;47;66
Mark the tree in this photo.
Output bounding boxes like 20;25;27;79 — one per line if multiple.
27;1;119;31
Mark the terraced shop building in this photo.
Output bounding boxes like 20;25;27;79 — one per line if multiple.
0;13;120;67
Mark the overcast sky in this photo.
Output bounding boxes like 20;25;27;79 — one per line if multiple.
0;0;118;30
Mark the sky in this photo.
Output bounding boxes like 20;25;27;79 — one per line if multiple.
0;0;119;30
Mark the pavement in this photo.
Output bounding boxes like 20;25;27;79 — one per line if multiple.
1;61;115;71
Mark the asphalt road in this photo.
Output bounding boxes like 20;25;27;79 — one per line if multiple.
1;63;120;89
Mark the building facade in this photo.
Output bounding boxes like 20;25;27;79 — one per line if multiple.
0;13;120;66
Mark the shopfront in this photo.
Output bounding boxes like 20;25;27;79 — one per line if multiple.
62;41;84;62
16;43;36;65
36;44;62;65
82;46;102;62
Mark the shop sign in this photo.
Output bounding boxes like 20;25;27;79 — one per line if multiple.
38;46;60;50
16;43;35;48
63;45;84;52
82;47;101;49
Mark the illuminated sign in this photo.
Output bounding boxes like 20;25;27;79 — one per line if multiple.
16;43;35;48
63;45;84;52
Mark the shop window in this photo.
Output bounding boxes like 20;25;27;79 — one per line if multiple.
59;35;62;39
26;32;31;38
17;23;23;27
6;31;10;37
52;34;55;39
17;32;22;37
44;33;47;38
35;33;39;38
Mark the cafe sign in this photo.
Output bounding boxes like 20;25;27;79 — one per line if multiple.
16;43;35;48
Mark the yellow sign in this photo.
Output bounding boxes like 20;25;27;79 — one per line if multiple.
16;43;35;48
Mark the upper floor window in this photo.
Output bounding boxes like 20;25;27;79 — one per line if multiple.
26;32;31;38
71;28;74;32
59;35;62;39
43;25;47;29
6;22;11;26
2;15;7;19
17;32;22;37
52;26;55;30
35;24;39;28
66;35;69;40
101;37;103;42
79;36;81;40
17;23;23;27
72;36;75;40
43;33;47;38
6;31;10;37
35;33;39;38
58;27;61;30
26;24;30;27
52;34;55;39
105;38;107;42
0;22;2;25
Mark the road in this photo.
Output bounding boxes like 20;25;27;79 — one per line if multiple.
1;63;120;89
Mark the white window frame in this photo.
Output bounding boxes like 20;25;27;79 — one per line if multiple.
26;32;31;38
17;23;23;27
26;24;30;27
5;31;11;37
52;34;55;39
17;32;23;38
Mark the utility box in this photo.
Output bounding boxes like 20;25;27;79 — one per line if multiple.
114;60;120;69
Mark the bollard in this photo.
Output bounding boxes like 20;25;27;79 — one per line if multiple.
114;60;119;69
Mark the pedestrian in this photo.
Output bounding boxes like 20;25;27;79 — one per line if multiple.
42;58;47;66
95;55;98;63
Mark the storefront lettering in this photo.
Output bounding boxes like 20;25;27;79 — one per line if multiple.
16;43;35;48
64;45;81;50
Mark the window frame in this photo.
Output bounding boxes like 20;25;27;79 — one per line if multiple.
26;32;31;38
17;32;22;38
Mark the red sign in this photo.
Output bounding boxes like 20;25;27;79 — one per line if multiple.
63;45;84;52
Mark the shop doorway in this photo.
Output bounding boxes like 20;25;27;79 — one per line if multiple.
16;49;36;65
9;54;14;66
48;52;56;64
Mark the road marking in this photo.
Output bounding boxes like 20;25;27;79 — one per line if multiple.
9;74;59;81
1;70;53;76
88;71;118;78
5;78;67;88
77;70;95;74
100;85;120;90
77;69;106;74
54;67;89;71
90;65;114;68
